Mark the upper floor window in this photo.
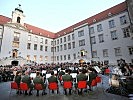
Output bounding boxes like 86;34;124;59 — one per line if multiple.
28;35;31;41
68;35;71;41
60;38;62;43
51;47;54;52
103;49;108;57
128;46;133;55
79;39;85;46
14;32;20;42
109;20;115;28
64;37;66;42
122;27;130;38
45;39;48;44
98;34;104;43
40;38;43;43
89;27;94;34
57;46;59;52
34;36;38;42
92;51;97;58
72;42;75;48
73;53;76;59
68;43;71;49
57;39;59;44
97;24;103;32
34;44;37;50
40;45;43;51
78;30;84;37
68;54;71;60
64;55;66;60
120;15;127;25
114;47;122;56
111;30;118;40
90;36;96;44
60;45;63;51
27;43;31;50
45;46;48;51
51;41;54;45
64;44;67;50
17;17;21;23
72;34;75;40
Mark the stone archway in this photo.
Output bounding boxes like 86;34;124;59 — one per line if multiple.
11;60;19;66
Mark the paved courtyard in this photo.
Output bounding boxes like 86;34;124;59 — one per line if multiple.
0;75;129;100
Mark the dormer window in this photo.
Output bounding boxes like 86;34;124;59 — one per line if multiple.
17;16;21;23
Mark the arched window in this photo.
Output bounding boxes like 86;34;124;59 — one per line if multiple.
17;17;21;23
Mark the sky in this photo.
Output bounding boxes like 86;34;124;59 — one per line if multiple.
0;0;125;33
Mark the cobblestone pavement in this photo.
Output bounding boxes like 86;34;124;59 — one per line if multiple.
0;75;129;100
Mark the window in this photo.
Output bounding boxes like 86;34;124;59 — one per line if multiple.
60;55;62;61
73;53;76;59
40;55;43;61
120;15;127;25
27;43;31;49
114;47;122;56
28;35;31;41
68;35;71;41
12;42;19;48
72;34;75;40
79;39;85;46
14;32;20;42
60;38;62;43
103;49;108;57
92;51;97;58
60;45;63;51
78;30;84;37
34;44;37;50
51;41;54;45
45;39;48;44
40;45;43;51
34;36;38;42
128;47;133;55
57;56;59;61
0;28;2;36
98;34;104;43
45;56;48;61
27;55;30;61
111;30;118;40
68;54;71;60
90;36;96;44
34;55;37;61
57;39;59;44
64;55;66;60
57;46;59;52
51;47;54;52
72;42;75;48
40;38;43;43
122;27;130;38
89;27;94;34
54;40;56;45
17;17;20;23
109;20;115;28
97;24;103;32
64;44;67;50
68;43;71;49
64;37;66;42
45;46;48;51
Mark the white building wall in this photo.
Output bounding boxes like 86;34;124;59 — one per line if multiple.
90;11;133;64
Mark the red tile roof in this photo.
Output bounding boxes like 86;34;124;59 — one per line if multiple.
0;1;127;39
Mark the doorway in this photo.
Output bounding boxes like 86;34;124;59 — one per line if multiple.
11;60;19;66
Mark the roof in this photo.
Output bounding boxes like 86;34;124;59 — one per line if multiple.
0;1;127;39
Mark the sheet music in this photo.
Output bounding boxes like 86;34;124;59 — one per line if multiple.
70;73;77;78
30;73;36;78
94;66;101;73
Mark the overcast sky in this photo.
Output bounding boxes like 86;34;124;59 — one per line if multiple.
0;0;125;32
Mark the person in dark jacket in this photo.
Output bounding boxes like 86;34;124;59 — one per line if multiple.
14;71;22;95
21;71;33;95
48;71;58;94
62;69;73;95
33;71;47;96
